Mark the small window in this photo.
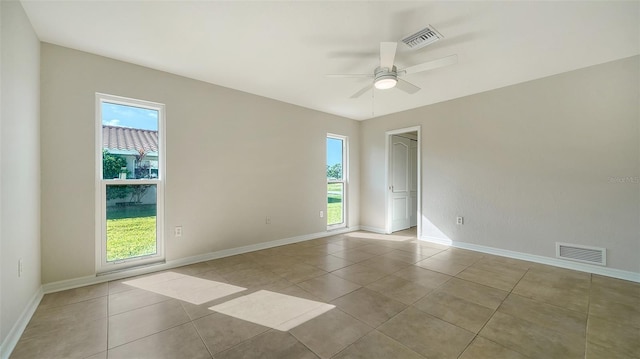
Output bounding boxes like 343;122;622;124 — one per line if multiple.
327;134;347;228
96;93;165;272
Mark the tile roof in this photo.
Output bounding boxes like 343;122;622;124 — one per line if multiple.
103;125;158;153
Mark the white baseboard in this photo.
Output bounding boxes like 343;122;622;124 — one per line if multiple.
1;287;43;359
420;236;640;283
359;225;386;234
43;226;361;294
420;236;453;246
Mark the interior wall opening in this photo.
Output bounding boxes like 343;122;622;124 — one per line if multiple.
386;127;420;237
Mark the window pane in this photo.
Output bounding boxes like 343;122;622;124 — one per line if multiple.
327;137;343;180
102;102;159;179
327;182;344;225
106;184;157;262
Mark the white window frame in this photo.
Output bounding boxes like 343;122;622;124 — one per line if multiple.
95;93;166;274
327;133;348;230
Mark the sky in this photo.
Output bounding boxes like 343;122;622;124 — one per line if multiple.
327;137;343;166
102;102;158;131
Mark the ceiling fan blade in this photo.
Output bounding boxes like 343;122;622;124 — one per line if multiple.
396;79;421;94
400;54;458;76
350;84;373;99
325;74;373;78
379;42;397;70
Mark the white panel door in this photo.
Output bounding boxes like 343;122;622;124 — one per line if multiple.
391;135;411;232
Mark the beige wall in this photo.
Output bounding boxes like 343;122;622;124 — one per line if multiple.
360;56;639;273
0;0;42;345
40;44;360;284
29;35;640;283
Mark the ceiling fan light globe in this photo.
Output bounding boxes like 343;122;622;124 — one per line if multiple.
375;78;397;90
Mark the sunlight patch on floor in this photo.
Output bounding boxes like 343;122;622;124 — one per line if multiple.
209;290;335;331
345;231;414;242
123;272;246;305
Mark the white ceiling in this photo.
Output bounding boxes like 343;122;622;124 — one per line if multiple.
21;1;639;121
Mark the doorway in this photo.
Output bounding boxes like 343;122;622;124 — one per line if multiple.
385;127;420;236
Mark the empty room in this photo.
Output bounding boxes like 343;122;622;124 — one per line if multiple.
1;1;638;358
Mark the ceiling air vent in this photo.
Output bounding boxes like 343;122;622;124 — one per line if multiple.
556;242;606;266
402;25;444;50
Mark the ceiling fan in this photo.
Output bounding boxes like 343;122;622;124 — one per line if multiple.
327;26;457;98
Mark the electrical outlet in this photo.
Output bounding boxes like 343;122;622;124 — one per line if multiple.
266;216;271;224
320;210;324;218
175;226;183;237
18;259;23;277
457;216;464;225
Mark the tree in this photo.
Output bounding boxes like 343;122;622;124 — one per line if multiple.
129;148;152;203
102;149;128;179
326;163;342;179
103;150;132;201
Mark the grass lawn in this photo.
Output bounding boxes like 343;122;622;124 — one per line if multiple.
327;202;342;225
106;215;156;262
327;183;343;225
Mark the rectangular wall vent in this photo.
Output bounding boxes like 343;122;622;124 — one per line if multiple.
402;25;444;50
556;242;606;266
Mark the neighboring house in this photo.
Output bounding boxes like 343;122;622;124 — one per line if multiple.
103;125;158;206
103;125;159;179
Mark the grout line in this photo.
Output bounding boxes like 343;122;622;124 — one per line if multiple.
584;274;593;359
106;282;110;355
105;301;191;351
454;265;531;359
192;327;215;359
288;328;325;358
107;296;173;317
329;329;427;359
189;310;220;359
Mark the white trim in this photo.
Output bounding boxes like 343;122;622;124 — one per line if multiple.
104;149;159;157
94;94;102;278
359;226;386;234
95;93;166;273
327;133;348;230
43;226;361;294
421;236;453;246
419;236;640;283
0;287;43;359
385;126;421;237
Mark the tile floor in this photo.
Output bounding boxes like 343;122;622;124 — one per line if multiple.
11;229;640;358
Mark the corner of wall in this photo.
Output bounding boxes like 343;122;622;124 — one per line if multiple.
0;288;43;359
0;1;43;356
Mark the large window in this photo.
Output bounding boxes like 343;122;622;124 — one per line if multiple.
327;134;347;228
96;93;165;272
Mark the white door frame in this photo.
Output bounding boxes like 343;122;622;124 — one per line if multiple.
385;126;421;236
